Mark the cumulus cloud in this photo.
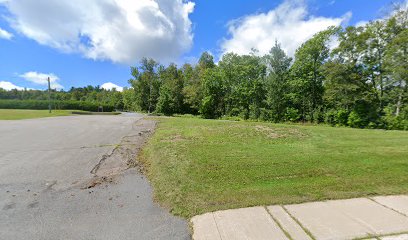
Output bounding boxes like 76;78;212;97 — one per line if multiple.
1;0;195;64
19;71;63;90
221;0;351;57
101;82;123;92
0;81;24;90
0;27;13;39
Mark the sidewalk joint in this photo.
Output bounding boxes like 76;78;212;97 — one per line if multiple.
367;197;408;218
212;212;223;240
281;205;317;240
264;206;294;240
353;231;408;240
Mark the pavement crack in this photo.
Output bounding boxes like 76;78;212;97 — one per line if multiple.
83;118;157;189
90;146;119;175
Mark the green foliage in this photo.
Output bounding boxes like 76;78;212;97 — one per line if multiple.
285;107;301;122
123;12;407;130
325;109;349;126
0;84;124;112
156;85;174;115
182;63;202;114
0;99;115;112
122;88;139;111
218;53;266;119
264;41;292;122
128;58;161;113
200;68;225;118
289;26;340;122
382;106;408;130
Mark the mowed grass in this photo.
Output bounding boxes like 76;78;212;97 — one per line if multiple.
141;117;408;218
0;109;74;120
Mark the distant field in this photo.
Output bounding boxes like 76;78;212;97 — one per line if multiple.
0;109;74;120
141;117;408;218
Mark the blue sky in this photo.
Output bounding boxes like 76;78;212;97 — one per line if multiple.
0;0;402;91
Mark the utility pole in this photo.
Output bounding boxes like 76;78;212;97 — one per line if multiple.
47;77;52;113
148;79;152;114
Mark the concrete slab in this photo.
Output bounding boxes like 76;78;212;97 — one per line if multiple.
285;200;369;240
191;213;222;240
213;206;288;240
267;205;312;240
285;198;408;240
326;198;408;236
382;234;408;240
373;195;408;216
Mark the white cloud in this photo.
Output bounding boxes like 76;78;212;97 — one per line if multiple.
355;21;369;27
19;71;63;90
0;81;24;90
1;0;195;64
101;82;123;92
221;0;350;57
0;27;12;39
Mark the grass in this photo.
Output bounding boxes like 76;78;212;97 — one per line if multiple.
0;109;77;120
141;116;408;218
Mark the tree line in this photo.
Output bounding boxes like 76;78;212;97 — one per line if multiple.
0;85;123;110
127;9;407;130
1;9;406;130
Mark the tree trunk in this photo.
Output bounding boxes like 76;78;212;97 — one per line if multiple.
396;93;402;116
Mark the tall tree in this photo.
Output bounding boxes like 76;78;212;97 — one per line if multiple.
200;67;225;119
129;58;160;113
384;29;408;117
289;26;340;122
183;52;215;114
219;53;266;119
263;41;292;122
156;63;185;115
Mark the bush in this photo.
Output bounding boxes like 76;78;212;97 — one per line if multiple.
156;85;174;116
381;107;408;130
347;110;365;128
285;107;300;122
259;108;273;122
347;100;380;128
325;109;349;126
0;99;115;112
337;109;349;126
200;96;216;119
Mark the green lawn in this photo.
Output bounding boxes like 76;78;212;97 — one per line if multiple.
0;109;75;120
141;117;408;218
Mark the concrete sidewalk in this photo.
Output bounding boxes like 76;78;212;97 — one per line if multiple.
191;195;408;240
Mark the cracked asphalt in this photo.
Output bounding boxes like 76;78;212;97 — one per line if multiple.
0;113;189;240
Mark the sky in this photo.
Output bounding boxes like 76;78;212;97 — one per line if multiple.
0;0;404;91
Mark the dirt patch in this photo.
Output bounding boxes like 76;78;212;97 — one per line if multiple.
254;125;307;139
161;134;188;143
255;125;283;138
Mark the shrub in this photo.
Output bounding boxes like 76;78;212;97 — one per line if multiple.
200;96;216;119
325;109;349;126
347;110;365;128
381;107;408;130
285;107;300;122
